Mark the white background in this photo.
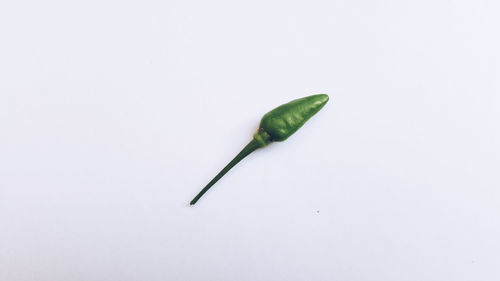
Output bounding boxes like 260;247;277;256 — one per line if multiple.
1;0;499;280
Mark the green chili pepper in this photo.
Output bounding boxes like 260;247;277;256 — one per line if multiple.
190;94;329;205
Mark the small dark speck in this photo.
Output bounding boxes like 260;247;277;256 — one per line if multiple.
316;210;320;214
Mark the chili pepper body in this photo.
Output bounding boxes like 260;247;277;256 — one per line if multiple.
190;94;329;205
257;94;329;143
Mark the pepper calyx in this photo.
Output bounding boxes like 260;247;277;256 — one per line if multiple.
253;128;272;147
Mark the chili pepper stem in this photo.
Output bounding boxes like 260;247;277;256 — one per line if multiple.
190;139;262;205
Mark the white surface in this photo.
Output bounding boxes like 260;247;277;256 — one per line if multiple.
1;0;499;280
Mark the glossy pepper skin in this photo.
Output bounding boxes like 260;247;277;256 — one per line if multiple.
190;94;329;205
